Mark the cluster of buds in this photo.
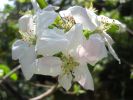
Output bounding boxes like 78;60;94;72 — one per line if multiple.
12;0;126;91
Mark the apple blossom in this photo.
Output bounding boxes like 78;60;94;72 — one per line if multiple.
58;24;94;90
60;6;122;63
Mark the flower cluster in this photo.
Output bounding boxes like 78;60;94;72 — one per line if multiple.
12;0;126;91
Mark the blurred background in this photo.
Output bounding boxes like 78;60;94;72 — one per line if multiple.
0;0;133;100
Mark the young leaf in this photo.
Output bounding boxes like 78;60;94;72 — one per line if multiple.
36;0;48;9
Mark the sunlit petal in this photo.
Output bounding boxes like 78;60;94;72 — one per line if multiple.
36;11;58;36
58;72;72;90
69;6;99;30
35;57;62;76
36;29;68;56
73;62;94;90
19;14;35;35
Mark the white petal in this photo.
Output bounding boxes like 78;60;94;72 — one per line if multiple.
36;29;68;56
44;5;59;11
12;40;36;80
59;9;72;17
19;45;36;80
58;72;72;90
103;32;114;45
35;56;62;76
73;62;94;90
36;11;58;35
103;36;121;64
78;34;107;65
19;14;35;35
12;40;29;60
65;24;85;57
69;6;99;31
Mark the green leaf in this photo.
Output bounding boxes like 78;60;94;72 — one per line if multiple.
83;30;93;39
73;84;85;95
36;0;48;9
10;73;18;81
0;64;18;81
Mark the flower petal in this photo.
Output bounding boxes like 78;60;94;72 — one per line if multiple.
12;40;36;80
65;24;85;57
36;29;68;56
102;32;114;45
36;11;58;36
12;40;29;60
73;62;94;90
19;14;35;35
58;72;72;91
78;34;107;65
35;56;62;76
19;45;36;80
103;36;121;64
69;6;99;31
59;9;72;17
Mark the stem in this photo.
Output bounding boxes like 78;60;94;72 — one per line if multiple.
30;85;57;100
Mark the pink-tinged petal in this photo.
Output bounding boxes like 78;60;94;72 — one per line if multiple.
65;24;85;58
73;62;94;90
36;29;68;56
78;34;107;65
35;57;62;76
58;72;72;91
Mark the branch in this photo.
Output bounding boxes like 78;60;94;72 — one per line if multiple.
126;27;133;35
30;85;57;100
0;65;21;84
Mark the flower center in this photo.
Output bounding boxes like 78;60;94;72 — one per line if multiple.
60;55;79;75
62;16;75;32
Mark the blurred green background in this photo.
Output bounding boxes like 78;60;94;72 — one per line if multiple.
0;0;133;100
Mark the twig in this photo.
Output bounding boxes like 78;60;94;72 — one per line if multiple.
30;82;53;88
0;65;21;84
126;27;133;35
30;85;57;100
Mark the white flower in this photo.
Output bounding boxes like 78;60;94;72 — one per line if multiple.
12;40;36;80
35;8;69;56
58;24;94;91
60;6;121;63
13;4;67;80
59;6;100;31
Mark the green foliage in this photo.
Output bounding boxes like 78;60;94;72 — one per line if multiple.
73;84;85;95
0;64;18;81
36;0;48;9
